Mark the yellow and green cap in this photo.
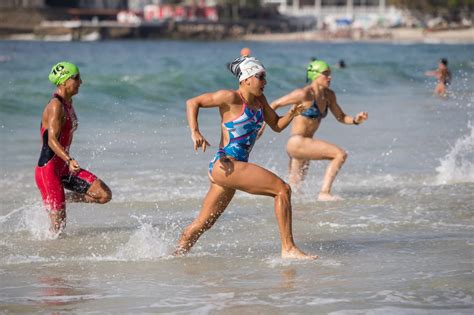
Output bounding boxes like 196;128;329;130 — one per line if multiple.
306;60;330;82
48;61;79;85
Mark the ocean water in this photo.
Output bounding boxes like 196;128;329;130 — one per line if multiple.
0;40;473;314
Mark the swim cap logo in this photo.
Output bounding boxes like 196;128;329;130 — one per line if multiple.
52;64;65;75
52;64;72;79
227;56;265;82
306;60;330;82
244;65;261;75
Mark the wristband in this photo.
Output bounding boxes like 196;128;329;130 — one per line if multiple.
353;118;359;125
66;157;74;165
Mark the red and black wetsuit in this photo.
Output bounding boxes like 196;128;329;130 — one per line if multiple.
35;93;97;211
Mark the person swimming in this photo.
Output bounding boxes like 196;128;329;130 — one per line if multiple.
336;59;346;68
174;56;316;260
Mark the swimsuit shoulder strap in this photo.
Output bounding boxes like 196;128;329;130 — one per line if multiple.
52;93;73;108
310;88;318;107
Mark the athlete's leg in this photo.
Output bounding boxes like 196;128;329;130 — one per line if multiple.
287;136;347;201
63;169;112;204
67;179;112;204
288;157;310;193
175;183;236;255
35;165;67;234
48;209;66;234
211;158;316;260
435;82;447;97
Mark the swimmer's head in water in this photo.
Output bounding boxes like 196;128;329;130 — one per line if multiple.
307;60;330;82
227;56;265;82
240;47;251;57
440;58;448;66
48;61;80;85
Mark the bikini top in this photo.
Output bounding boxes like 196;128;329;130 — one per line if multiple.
300;99;328;120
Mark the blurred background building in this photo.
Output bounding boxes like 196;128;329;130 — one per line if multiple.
0;0;472;40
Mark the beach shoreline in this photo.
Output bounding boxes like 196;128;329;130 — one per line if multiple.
241;27;474;44
3;27;473;44
1;8;472;43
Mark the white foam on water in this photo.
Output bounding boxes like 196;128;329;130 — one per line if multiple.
328;307;470;315
435;123;474;184
264;256;317;268
115;215;174;260
6;203;58;241
307;297;350;305
369;289;474;308
4;254;50;265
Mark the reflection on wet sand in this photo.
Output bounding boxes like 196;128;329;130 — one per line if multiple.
280;267;297;289
37;276;93;309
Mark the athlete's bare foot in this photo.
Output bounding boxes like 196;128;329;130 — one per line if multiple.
318;192;343;201
173;246;190;257
48;210;66;236
282;247;318;260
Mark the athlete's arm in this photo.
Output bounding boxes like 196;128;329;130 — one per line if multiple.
46;100;70;161
261;94;303;132
186;90;233;152
328;90;368;125
46;99;80;173
270;88;305;110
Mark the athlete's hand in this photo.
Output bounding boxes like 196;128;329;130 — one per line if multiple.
191;130;211;152
68;159;80;174
354;112;368;124
290;103;305;117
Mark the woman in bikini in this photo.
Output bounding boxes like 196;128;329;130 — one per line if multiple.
175;56;316;260
270;60;368;201
425;57;451;97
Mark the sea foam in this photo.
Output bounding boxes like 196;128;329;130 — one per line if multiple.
436;123;474;184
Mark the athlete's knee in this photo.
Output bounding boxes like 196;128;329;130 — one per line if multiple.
276;181;292;199
101;189;112;203
97;184;112;204
335;150;348;163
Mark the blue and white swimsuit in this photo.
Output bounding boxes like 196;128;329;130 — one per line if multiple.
209;99;265;174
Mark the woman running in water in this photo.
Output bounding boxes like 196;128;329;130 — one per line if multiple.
425;57;451;97
270;60;368;201
35;61;112;235
175;56;316;260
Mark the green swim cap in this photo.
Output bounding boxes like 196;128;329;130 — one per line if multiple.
48;61;79;85
306;60;330;82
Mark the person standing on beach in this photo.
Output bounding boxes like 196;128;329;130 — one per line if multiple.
175;56;316;260
35;62;112;235
425;58;451;97
268;60;368;201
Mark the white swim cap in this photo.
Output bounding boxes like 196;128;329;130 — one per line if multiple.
227;56;265;82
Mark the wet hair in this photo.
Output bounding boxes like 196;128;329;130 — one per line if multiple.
440;58;448;66
338;59;346;68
